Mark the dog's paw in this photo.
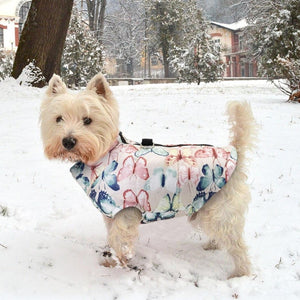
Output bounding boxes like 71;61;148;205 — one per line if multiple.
98;247;118;268
98;245;135;268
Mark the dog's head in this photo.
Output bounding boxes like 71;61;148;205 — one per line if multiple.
40;73;119;164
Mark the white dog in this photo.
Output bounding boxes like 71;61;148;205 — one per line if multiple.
40;73;257;278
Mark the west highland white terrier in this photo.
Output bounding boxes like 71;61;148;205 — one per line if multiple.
40;73;257;278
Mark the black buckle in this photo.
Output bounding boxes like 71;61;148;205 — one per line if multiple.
141;138;153;146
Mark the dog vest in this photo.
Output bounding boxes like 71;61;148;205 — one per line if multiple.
70;133;237;223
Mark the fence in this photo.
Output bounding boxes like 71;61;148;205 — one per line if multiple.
107;77;267;86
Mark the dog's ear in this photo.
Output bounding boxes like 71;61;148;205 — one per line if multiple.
46;74;67;96
86;73;112;100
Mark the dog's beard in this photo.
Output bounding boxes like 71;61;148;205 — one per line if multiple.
53;149;82;162
45;145;101;164
44;136;108;164
45;143;80;162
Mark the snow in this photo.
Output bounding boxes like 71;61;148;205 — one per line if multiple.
0;78;300;299
211;19;247;31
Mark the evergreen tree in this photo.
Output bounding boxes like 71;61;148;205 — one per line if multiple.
169;1;224;84
246;0;300;98
61;8;104;88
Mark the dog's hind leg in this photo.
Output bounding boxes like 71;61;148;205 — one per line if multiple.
190;101;256;278
107;207;142;266
190;178;252;278
191;185;251;277
226;235;251;278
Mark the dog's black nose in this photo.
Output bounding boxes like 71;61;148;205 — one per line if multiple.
62;137;77;150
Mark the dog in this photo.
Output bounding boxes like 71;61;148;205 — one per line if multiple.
40;73;256;278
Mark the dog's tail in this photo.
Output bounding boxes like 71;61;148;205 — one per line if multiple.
227;101;257;171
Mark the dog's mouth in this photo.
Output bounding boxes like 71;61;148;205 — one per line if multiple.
52;149;82;162
44;144;81;162
61;151;81;162
48;148;98;164
44;137;102;164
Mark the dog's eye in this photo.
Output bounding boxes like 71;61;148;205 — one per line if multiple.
56;116;63;123
83;117;92;125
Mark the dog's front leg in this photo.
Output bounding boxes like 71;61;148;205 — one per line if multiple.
100;215;117;267
107;208;142;266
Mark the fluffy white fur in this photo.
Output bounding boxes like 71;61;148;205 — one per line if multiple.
189;101;257;278
40;73;257;278
40;73;119;164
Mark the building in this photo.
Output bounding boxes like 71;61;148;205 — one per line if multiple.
209;19;258;77
0;0;31;51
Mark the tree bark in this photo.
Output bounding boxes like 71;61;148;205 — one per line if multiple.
12;0;74;87
98;0;106;39
162;44;170;78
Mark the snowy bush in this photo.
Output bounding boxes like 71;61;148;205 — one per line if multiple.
0;50;15;81
61;8;104;88
16;61;45;87
246;0;300;99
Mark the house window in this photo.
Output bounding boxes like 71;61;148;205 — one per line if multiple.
0;28;3;48
241;62;245;77
18;1;31;35
249;63;253;77
213;38;221;52
239;35;243;51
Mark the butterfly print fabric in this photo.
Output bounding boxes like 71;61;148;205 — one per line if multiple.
70;135;237;223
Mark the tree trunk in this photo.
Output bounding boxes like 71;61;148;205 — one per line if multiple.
86;0;95;31
98;0;106;39
162;45;170;78
86;0;106;40
155;1;172;78
12;0;74;87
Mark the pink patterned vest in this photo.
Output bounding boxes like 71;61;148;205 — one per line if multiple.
71;134;237;223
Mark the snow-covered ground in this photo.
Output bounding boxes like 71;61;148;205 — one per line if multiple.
0;79;299;299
